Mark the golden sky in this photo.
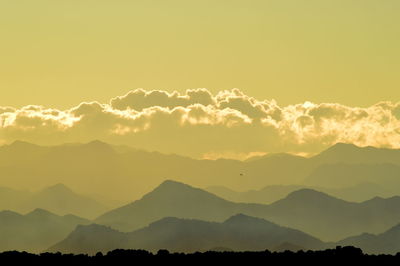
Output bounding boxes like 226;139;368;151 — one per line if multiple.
1;0;399;109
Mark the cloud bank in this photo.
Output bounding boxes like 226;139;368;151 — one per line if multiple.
1;89;400;159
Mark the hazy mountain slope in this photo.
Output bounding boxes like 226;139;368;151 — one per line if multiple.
304;163;400;189
243;153;313;186
311;143;400;165
0;209;90;253
338;224;400;254
205;185;304;204
264;189;400;241
17;184;108;219
1;140;400;202
50;214;325;254
320;183;393;202
0;186;31;210
95;180;267;232
96;181;400;241
206;183;393;204
0;184;107;219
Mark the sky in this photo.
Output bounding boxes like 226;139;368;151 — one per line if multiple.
0;0;399;109
1;1;400;159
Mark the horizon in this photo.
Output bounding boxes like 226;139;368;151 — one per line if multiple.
1;138;398;161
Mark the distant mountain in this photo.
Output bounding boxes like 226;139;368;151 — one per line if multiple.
312;143;400;165
206;185;305;204
96;180;400;241
0;209;90;253
0;184;107;219
0;186;30;210
19;184;108;219
95;180;266;232
2;140;400;202
206;182;393;204
304;163;400;189
264;189;400;241
0;141;400;201
50;214;325;254
338;224;400;254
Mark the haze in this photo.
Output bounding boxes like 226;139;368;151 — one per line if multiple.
1;0;400;258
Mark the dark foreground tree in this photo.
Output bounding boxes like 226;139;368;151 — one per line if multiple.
0;246;398;266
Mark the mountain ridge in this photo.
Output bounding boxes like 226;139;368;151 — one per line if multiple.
50;214;326;254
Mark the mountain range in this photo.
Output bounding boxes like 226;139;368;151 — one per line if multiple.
2;141;400;253
338;223;400;254
1;140;400;202
49;214;326;254
3;179;400;253
95;180;400;241
0;183;108;219
206;182;392;204
0;208;90;252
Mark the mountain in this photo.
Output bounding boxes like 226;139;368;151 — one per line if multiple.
0;184;108;219
95;180;266;232
338;224;400;254
1;140;400;202
50;214;325;254
263;189;400;241
205;185;304;204
206;182;393;204
0;209;90;253
304;163;400;189
18;184;108;219
96;180;400;241
312;143;400;165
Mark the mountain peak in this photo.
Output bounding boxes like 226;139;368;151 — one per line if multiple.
26;208;57;218
6;140;40;151
284;188;340;202
142;180;218;201
224;214;265;224
149;180;196;194
0;210;23;218
138;180;199;202
10;140;36;146
42;183;73;194
83;140;113;150
159;179;188;188
318;142;361;156
313;142;400;164
223;214;277;229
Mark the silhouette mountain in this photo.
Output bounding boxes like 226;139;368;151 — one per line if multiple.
50;214;325;254
95;180;266;232
265;189;400;241
0;184;107;219
0;209;90;253
95;180;400;241
338;224;400;254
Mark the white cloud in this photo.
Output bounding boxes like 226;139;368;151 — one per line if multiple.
1;89;400;158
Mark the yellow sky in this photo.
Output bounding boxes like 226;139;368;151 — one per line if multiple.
0;0;399;109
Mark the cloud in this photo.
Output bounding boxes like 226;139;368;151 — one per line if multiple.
1;89;400;158
110;88;215;111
